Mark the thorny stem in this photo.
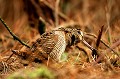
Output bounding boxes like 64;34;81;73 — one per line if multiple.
0;17;30;48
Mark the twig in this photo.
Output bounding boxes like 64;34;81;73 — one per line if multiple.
55;0;60;27
39;0;70;21
76;45;88;57
96;39;120;63
84;33;119;57
76;45;89;62
5;53;14;62
105;0;112;44
95;26;104;49
93;38;120;71
91;26;104;60
1;61;8;73
96;38;120;63
0;17;30;48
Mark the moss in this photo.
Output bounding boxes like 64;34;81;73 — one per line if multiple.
7;66;55;79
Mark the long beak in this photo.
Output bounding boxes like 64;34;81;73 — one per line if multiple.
82;39;99;60
82;39;94;51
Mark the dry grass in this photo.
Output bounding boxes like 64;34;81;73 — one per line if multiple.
0;0;120;79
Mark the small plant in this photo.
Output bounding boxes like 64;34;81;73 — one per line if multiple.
7;66;55;79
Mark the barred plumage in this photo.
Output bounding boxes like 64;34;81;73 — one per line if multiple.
49;31;66;62
13;25;84;63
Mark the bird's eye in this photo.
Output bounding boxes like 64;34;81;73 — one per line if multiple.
78;31;83;36
77;31;81;34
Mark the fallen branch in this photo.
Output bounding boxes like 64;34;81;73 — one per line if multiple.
0;17;30;48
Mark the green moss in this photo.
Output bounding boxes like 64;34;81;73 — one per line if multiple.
7;66;55;79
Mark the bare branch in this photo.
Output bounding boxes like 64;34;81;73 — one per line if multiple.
0;17;30;48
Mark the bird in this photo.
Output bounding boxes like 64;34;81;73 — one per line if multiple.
28;25;84;62
12;24;95;64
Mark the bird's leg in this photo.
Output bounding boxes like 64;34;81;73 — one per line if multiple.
47;56;50;66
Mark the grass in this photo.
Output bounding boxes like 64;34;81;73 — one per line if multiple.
0;0;120;79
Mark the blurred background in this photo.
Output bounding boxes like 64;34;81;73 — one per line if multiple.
0;0;120;32
0;0;120;50
0;0;120;79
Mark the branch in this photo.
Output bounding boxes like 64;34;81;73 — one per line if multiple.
39;0;70;21
96;38;120;63
93;38;120;71
0;17;30;48
84;32;118;56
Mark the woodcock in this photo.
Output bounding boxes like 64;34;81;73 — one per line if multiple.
12;24;95;64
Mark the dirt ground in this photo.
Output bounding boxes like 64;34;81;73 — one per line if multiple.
0;0;120;79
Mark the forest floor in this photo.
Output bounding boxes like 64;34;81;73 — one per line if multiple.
0;0;120;79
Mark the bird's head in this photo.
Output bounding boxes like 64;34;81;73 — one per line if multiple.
57;25;84;45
